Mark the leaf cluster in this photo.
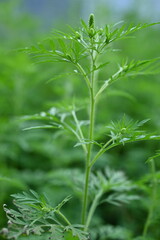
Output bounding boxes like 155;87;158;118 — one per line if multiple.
22;108;160;170
90;168;139;207
1;190;89;240
18;16;160;112
1;13;160;240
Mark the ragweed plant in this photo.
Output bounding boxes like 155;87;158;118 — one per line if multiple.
1;14;160;240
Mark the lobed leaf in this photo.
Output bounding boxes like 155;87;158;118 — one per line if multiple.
108;22;160;43
96;58;160;98
2;191;75;239
103;116;160;150
102;193;140;206
89;168;139;208
55;195;72;211
64;225;89;240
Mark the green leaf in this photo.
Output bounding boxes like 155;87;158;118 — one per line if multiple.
109;22;160;43
110;58;160;83
147;150;160;163
49;225;64;240
58;38;68;53
96;58;160;98
80;19;88;32
64;225;89;240
64;230;79;240
106;134;160;151
107;116;149;135
3;191;73;239
89;168;138;209
102;193;139;206
18;233;59;240
23;125;61;131
94;61;110;71
55;195;72;211
74;140;102;148
103;116;160;150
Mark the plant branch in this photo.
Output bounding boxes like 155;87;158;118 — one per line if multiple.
90;138;113;167
56;210;71;226
63;122;87;154
72;110;88;154
85;189;103;231
95;67;123;100
75;62;91;89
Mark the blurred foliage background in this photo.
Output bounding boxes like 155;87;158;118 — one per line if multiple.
0;0;160;238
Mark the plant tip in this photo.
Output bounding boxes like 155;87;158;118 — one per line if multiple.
88;13;95;29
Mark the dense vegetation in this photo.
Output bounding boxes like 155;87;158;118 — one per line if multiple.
0;2;160;240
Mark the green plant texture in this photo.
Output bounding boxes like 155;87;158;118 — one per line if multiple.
1;14;160;240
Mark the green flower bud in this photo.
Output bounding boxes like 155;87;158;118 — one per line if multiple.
88;13;95;29
89;28;95;38
121;128;126;134
99;28;103;36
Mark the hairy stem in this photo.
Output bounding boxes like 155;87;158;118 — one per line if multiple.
143;159;157;237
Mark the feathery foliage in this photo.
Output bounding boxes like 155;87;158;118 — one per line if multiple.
1;190;88;240
1;14;160;240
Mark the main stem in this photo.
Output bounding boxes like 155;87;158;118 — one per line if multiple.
82;49;96;226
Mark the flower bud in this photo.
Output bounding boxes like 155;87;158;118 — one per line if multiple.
89;28;95;38
88;14;95;29
99;28;103;36
121;128;126;134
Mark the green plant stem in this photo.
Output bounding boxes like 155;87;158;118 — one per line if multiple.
56;210;71;226
76;62;91;89
143;159;157;237
63;122;87;154
82;88;95;226
85;189;103;231
82;48;96;226
90;138;113;167
95;67;124;100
